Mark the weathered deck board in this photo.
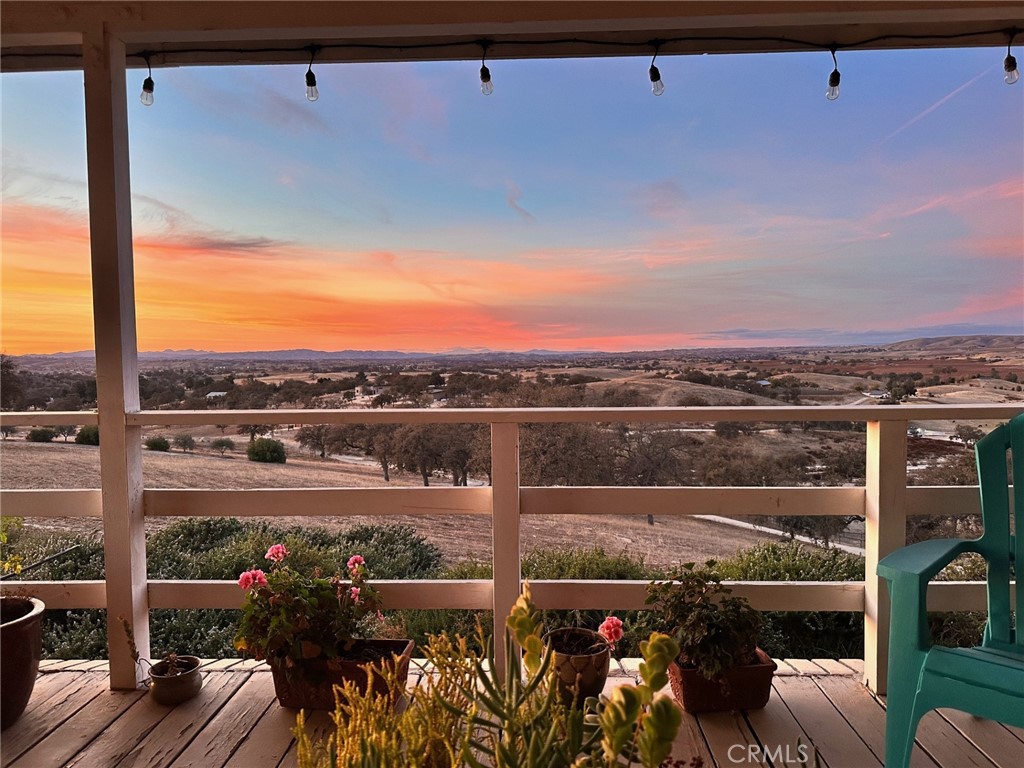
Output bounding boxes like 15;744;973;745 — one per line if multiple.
4;661;1020;768
811;674;940;768
742;684;816;768
278;710;333;768
4;673;105;766
936;709;1024;768
225;695;303;768
914;709;1001;768
773;675;882;767
699;709;768;766
169;672;276;768
10;680;145;767
113;671;249;767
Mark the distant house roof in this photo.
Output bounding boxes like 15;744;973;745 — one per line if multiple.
866;390;890;399
205;391;228;398
756;380;772;386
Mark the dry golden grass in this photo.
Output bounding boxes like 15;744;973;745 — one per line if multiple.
0;439;781;567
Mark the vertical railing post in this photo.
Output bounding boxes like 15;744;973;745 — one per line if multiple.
863;418;908;694
83;26;148;689
491;422;521;676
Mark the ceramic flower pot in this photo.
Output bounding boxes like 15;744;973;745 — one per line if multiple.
149;655;204;705
544;627;611;706
1;596;45;729
270;638;414;710
668;647;777;713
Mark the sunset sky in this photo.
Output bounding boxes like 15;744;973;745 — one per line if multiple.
2;46;1022;355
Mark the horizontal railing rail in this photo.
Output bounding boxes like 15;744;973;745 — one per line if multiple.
1;403;1021;693
2;403;1019;429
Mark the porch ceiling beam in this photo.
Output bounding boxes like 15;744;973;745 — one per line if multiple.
2;1;1021;71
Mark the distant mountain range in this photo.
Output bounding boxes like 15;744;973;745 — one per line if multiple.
13;334;1022;367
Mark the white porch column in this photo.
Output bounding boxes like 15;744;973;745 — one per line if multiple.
863;419;908;694
82;26;148;689
491;422;521;675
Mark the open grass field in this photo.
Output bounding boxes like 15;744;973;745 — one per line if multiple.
0;439;782;568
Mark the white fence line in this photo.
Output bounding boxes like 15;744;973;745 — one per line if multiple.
2;403;1021;691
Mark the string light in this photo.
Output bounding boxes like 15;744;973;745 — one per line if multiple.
9;26;1013;105
305;45;319;102
479;41;493;95
1005;30;1019;84
826;46;841;101
649;44;665;96
140;54;154;106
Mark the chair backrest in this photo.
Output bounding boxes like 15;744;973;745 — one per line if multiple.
974;412;1023;651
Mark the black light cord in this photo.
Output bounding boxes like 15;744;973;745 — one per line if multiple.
3;26;1021;62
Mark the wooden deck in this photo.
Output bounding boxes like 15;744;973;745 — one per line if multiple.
3;658;1023;767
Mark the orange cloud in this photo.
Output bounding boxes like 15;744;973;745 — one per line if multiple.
1;200;635;353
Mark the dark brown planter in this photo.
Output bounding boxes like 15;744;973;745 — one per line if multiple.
150;655;204;705
668;648;777;713
270;638;414;710
544;627;611;706
1;596;45;730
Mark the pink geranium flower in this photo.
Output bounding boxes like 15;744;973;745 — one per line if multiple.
598;615;624;648
265;544;289;563
237;569;268;589
349;586;361;603
347;554;365;574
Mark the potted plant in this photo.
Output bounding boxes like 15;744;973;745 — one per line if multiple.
646;561;776;713
120;617;204;705
0;594;45;729
234;544;412;710
294;584;687;767
544;615;623;706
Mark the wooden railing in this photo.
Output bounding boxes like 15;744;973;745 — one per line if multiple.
1;403;1020;694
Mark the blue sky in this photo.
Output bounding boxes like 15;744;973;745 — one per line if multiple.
2;45;1021;353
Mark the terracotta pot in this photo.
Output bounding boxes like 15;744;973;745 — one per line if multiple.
1;596;45;730
270;638;414;710
668;648;776;713
149;655;204;705
544;627;611;706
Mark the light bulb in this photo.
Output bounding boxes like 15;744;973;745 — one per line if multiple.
305;70;319;102
1005;54;1019;84
826;69;841;101
140;76;154;107
649;65;665;96
480;65;493;95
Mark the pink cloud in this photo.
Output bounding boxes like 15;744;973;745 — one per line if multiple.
914;284;1024;327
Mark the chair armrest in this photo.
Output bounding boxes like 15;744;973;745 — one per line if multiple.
877;538;979;584
878;538;981;654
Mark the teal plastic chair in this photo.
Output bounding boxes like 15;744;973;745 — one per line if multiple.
877;412;1024;768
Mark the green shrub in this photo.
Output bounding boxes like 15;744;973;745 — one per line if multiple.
11;519;445;659
26;428;57;443
714;542;865;659
44;610;109;659
210;437;235;455
173;433;196;452
335;524;442;579
75;424;100;445
147;519;441;581
150;608;240;659
145;435;170;451
247;437;286;463
397;548;660;655
930;553;988;648
522;547;654;580
3;530;108;659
